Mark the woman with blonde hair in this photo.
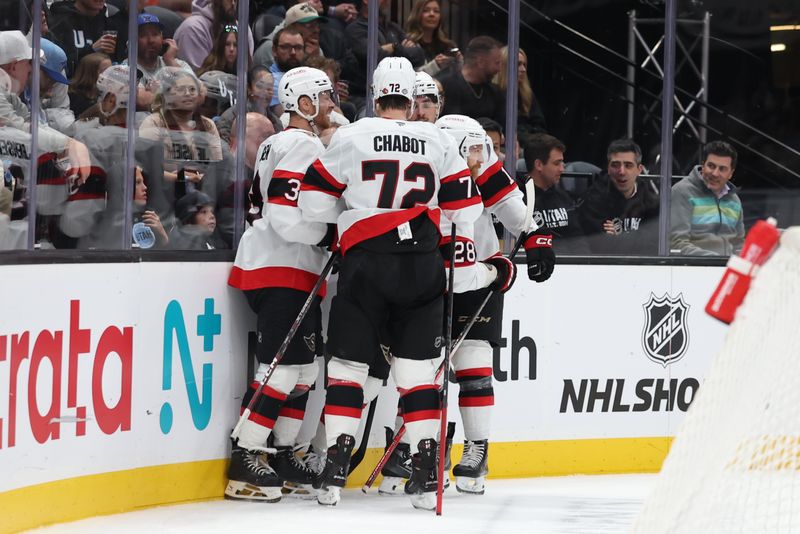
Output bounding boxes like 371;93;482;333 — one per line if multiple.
494;46;547;141
68;52;111;117
404;0;461;76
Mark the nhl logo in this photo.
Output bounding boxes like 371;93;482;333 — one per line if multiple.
642;293;690;367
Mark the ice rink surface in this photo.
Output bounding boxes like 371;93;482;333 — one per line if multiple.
34;474;654;534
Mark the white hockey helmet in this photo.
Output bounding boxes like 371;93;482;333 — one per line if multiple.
414;71;439;98
278;67;333;121
96;64;131;117
436;114;488;162
372;57;415;105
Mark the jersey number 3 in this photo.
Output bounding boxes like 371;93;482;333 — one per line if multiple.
362;160;435;209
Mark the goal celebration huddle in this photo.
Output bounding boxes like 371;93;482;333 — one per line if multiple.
225;56;554;511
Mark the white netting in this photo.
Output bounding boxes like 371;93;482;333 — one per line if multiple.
634;226;800;534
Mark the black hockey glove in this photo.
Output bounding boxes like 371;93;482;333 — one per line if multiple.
485;254;516;293
524;231;556;283
317;223;338;251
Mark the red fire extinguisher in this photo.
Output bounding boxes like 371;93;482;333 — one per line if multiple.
705;218;780;324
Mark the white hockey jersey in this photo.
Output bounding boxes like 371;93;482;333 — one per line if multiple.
0;126;105;245
229;128;331;294
440;136;532;292
298;117;483;254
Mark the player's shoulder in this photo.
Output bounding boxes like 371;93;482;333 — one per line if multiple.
269;127;323;154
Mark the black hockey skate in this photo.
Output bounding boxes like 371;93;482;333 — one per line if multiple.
405;438;438;510
404;422;454;494
379;427;412;496
273;445;319;499
313;433;356;506
453;439;489;495
225;440;283;503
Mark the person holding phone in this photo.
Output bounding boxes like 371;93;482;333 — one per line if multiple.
47;0;128;76
125;13;194;112
403;0;462;76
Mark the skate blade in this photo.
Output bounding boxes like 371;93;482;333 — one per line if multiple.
409;492;436;511
378;476;407;496
316;486;341;506
224;481;282;503
282;482;317;500
455;476;485;495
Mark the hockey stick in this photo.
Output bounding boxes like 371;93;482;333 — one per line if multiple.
231;252;339;440
436;223;457;515
362;178;537;494
349;397;377;471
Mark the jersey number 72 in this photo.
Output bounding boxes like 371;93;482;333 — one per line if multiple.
362;160;435;209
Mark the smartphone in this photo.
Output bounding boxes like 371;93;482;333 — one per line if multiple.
161;42;169;55
446;47;459;56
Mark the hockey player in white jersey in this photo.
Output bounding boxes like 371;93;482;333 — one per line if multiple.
226;66;336;502
391;74;555;496
298;57;483;510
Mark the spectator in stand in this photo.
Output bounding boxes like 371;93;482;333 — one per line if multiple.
125;13;193;112
344;0;425;108
214;112;274;243
174;0;254;71
253;3;357;78
139;67;223;202
198;24;241;75
524;133;589;255
437;35;504;125
304;55;355;123
129;14;192;84
578;138;660;255
216;66;282;143
68;52;111;117
0;31;91;183
671;140;744;256
37;38;77;136
268;28;306;115
494;46;546;143
478;117;505;161
47;0;128;76
170;190;223;249
403;0;461;77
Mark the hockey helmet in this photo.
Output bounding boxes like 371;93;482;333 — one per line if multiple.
372;57;415;105
96;64;131;117
436;114;488;163
414;71;439;99
278;66;333;121
199;71;237;107
413;71;441;121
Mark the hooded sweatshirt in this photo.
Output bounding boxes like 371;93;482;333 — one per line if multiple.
670;165;744;256
174;0;254;71
579;173;660;255
47;1;128;76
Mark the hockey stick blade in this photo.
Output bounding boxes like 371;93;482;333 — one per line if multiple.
350;397;377;471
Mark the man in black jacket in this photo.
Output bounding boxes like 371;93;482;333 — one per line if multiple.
437;36;505;126
48;0;128;76
578;138;659;255
343;0;424;107
524;133;589;255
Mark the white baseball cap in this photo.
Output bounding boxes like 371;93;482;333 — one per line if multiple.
0;31;45;65
284;2;326;27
